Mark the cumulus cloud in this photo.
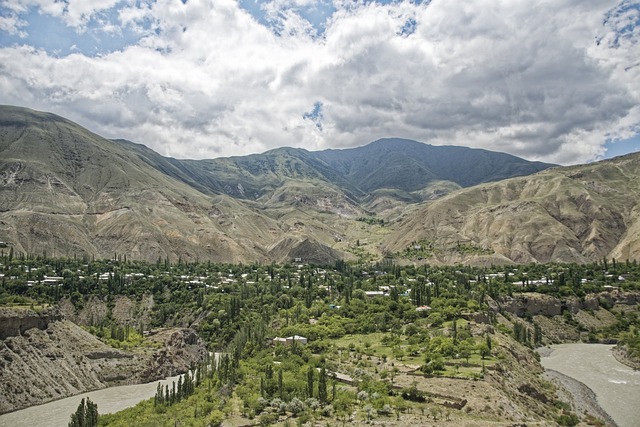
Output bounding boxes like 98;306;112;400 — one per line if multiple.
0;0;638;164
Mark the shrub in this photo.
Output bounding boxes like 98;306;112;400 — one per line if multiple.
556;411;580;426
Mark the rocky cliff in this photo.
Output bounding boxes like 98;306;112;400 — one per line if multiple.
492;289;640;318
141;328;207;380
0;306;63;340
0;307;206;414
489;290;639;345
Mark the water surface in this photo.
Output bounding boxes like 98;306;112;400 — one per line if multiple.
0;374;181;427
540;343;640;427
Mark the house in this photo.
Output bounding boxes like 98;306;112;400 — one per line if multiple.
269;335;308;346
364;291;385;298
43;276;63;285
270;337;288;346
286;335;308;346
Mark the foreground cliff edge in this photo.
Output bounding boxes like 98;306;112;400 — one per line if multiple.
0;306;206;414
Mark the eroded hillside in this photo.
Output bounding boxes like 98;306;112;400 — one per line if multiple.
384;152;640;264
0;306;206;414
2;105;639;265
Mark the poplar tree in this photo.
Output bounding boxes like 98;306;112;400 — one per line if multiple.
278;369;284;398
306;366;314;398
318;367;328;403
68;397;98;427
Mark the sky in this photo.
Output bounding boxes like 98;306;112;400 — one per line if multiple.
0;0;639;164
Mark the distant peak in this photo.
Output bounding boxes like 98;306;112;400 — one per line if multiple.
367;138;430;148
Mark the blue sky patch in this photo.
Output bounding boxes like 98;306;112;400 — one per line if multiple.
604;135;640;159
303;101;324;131
0;3;150;56
398;18;417;36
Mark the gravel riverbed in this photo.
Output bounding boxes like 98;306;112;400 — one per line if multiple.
542;369;618;427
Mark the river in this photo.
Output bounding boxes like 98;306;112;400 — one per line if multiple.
0;374;182;427
0;354;221;427
539;343;640;427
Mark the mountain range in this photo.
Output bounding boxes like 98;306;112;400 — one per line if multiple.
1;105;638;265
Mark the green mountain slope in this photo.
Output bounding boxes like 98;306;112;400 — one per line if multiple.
314;138;554;192
116;141;364;200
116;137;553;206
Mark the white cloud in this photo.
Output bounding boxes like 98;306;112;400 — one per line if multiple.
0;13;27;37
0;0;638;164
1;0;126;32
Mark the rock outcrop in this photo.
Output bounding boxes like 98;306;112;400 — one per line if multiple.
0;307;63;340
497;293;562;317
493;290;640;318
58;294;156;329
140;329;208;381
0;309;136;414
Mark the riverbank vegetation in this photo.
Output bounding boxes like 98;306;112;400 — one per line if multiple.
1;252;639;425
69;397;99;427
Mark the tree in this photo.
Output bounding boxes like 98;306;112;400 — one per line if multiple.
422;352;445;375
478;342;491;359
451;318;458;344
68;397;98;427
458;340;473;364
429;405;439;420
307;366;315;398
556;411;580;427
364;404;375;421
278;369;284;398
154;382;164;406
318;367;328;403
392;346;405;361
533;323;543;346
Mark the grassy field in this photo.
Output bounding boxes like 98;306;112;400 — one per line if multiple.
329;327;497;381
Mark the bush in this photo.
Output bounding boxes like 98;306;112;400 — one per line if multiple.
287;397;305;415
258;412;278;426
556;412;580;426
400;386;425;403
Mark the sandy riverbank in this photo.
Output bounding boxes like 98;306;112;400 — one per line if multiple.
542;369;618;427
611;346;640;370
